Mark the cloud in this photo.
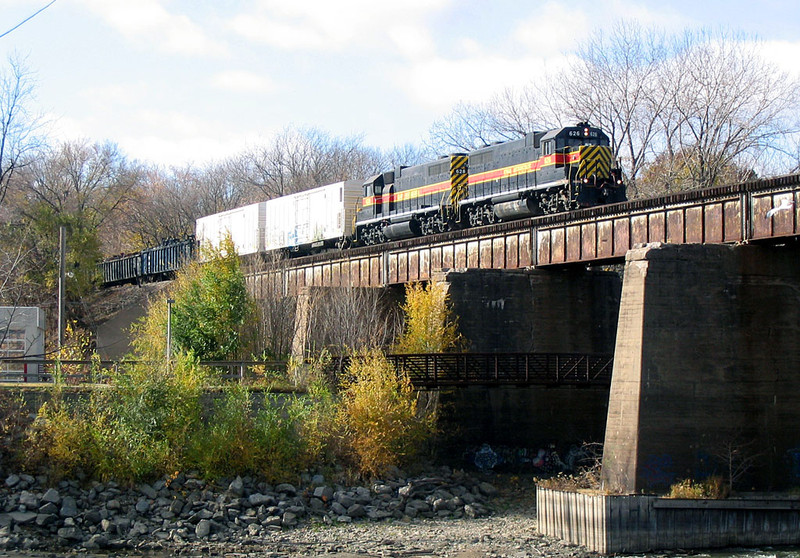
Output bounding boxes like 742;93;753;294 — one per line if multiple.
513;3;589;58
210;71;275;94
759;39;800;77
227;0;449;53
79;0;227;56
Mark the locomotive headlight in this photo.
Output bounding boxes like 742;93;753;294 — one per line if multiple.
583;127;590;137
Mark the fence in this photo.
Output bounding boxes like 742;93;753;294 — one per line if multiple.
536;486;800;554
0;359;287;383
0;352;613;388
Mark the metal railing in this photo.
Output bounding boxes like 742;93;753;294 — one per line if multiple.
0;353;613;388
0;359;287;383
384;352;613;388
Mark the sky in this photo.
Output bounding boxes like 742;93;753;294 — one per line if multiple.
1;0;799;168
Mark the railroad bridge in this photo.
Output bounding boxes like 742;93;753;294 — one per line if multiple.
246;174;800;493
261;174;800;292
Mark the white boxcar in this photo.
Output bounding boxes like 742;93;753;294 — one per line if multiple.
264;180;362;252
195;201;267;257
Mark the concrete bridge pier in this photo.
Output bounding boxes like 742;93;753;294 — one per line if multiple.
435;267;621;354
602;242;800;493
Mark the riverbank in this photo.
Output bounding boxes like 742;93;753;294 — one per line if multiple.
0;469;598;557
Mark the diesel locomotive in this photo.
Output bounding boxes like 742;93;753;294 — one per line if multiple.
355;122;625;245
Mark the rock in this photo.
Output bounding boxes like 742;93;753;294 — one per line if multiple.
139;483;158;499
247;523;261;536
478;482;498;496
228;476;244;497
248;493;273;507
106;498;121;510
85;533;108;549
8;511;37;525
263;515;282;527
313;485;333;500
130;520;150;537
195;519;212;538
347;503;366;518
335;493;355;508
84;509;102;524
41;488;61;505
308;498;325;512
354;486;372;504
275;483;296;496
100;518;115;533
59;496;79;518
56;526;83;541
331;502;347;516
4;474;19;488
135;498;150;514
18;491;39;509
282;511;298;527
372;483;393;495
38;502;58;515
35;513;57;527
311;474;325;486
169;498;184;515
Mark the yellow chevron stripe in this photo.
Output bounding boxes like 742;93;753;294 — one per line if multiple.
578;145;612;179
449;155;469;207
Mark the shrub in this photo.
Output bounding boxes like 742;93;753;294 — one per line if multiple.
188;384;260;478
668;476;729;499
26;394;97;481
0;390;29;472
338;348;435;476
131;236;257;363
392;281;464;354
26;353;207;484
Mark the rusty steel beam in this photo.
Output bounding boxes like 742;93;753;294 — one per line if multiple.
250;174;800;291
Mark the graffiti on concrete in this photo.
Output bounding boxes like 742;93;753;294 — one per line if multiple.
467;442;596;474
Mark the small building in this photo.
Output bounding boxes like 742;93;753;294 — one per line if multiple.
0;306;45;381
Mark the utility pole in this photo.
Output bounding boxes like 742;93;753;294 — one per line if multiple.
57;225;66;353
166;298;175;363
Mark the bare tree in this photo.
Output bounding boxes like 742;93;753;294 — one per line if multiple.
381;143;429;169
426;86;565;154
425;24;800;197
122;160;253;251
0;56;43;208
563;21;672;195
236;127;384;199
13;139;141;230
244;253;296;359
657;30;799;191
306;285;400;355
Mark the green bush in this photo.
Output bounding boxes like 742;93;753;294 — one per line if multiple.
0;390;30;472
21;348;440;484
131;236;257;363
187;384;261;478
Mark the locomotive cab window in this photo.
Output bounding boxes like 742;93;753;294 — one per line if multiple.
543;140;554;156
